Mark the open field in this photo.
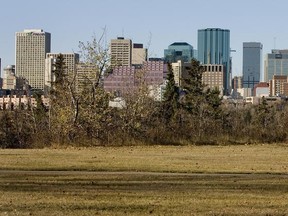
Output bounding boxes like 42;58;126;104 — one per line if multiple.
0;144;288;215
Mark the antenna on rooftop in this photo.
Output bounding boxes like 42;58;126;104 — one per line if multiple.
122;28;125;37
274;37;276;49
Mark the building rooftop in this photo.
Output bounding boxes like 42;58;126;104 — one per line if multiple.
170;42;191;46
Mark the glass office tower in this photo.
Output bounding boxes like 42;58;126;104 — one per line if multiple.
264;49;288;82
242;42;263;88
198;28;230;95
164;42;194;63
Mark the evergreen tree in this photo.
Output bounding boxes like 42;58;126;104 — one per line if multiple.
49;54;74;144
180;59;224;142
181;58;205;115
163;63;179;123
51;54;68;100
33;91;48;131
205;87;222;119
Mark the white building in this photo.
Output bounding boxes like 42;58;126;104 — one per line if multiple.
16;29;51;90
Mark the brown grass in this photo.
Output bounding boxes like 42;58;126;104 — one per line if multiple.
0;144;288;215
0;144;287;173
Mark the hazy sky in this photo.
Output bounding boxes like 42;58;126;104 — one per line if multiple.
1;0;288;78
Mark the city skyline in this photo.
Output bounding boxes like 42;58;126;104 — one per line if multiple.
1;0;288;78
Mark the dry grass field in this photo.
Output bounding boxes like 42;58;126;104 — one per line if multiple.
0;144;287;215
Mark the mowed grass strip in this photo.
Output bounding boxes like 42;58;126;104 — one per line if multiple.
0;144;287;173
0;172;287;215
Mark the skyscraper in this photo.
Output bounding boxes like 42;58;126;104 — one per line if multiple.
16;29;51;90
242;42;263;88
110;37;132;67
198;28;230;95
264;49;288;82
164;42;194;63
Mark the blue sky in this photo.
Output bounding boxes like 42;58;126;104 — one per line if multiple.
1;0;288;78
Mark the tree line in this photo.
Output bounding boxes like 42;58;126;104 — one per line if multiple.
1;37;288;148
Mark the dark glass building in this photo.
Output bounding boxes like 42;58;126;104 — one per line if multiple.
164;42;193;63
198;28;230;95
243;42;263;88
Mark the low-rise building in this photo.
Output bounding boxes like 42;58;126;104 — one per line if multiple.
254;82;269;97
0;93;49;110
104;61;167;96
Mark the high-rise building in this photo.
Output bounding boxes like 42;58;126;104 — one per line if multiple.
264;49;288;82
132;43;147;65
269;75;288;96
16;29;51;90
243;42;263;88
45;53;79;92
164;42;194;63
198;28;230;95
110;37;132;67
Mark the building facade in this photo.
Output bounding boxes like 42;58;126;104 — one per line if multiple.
45;53;79;92
104;61;167;96
171;60;183;87
2;65;28;90
232;76;243;90
75;63;101;92
164;42;193;63
243;42;263;88
264;49;288;82
16;29;51;90
140;61;166;86
202;64;224;95
198;28;230;95
110;37;132;67
269;75;288;96
132;43;147;65
0;94;49;110
104;65;136;95
254;82;269;97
